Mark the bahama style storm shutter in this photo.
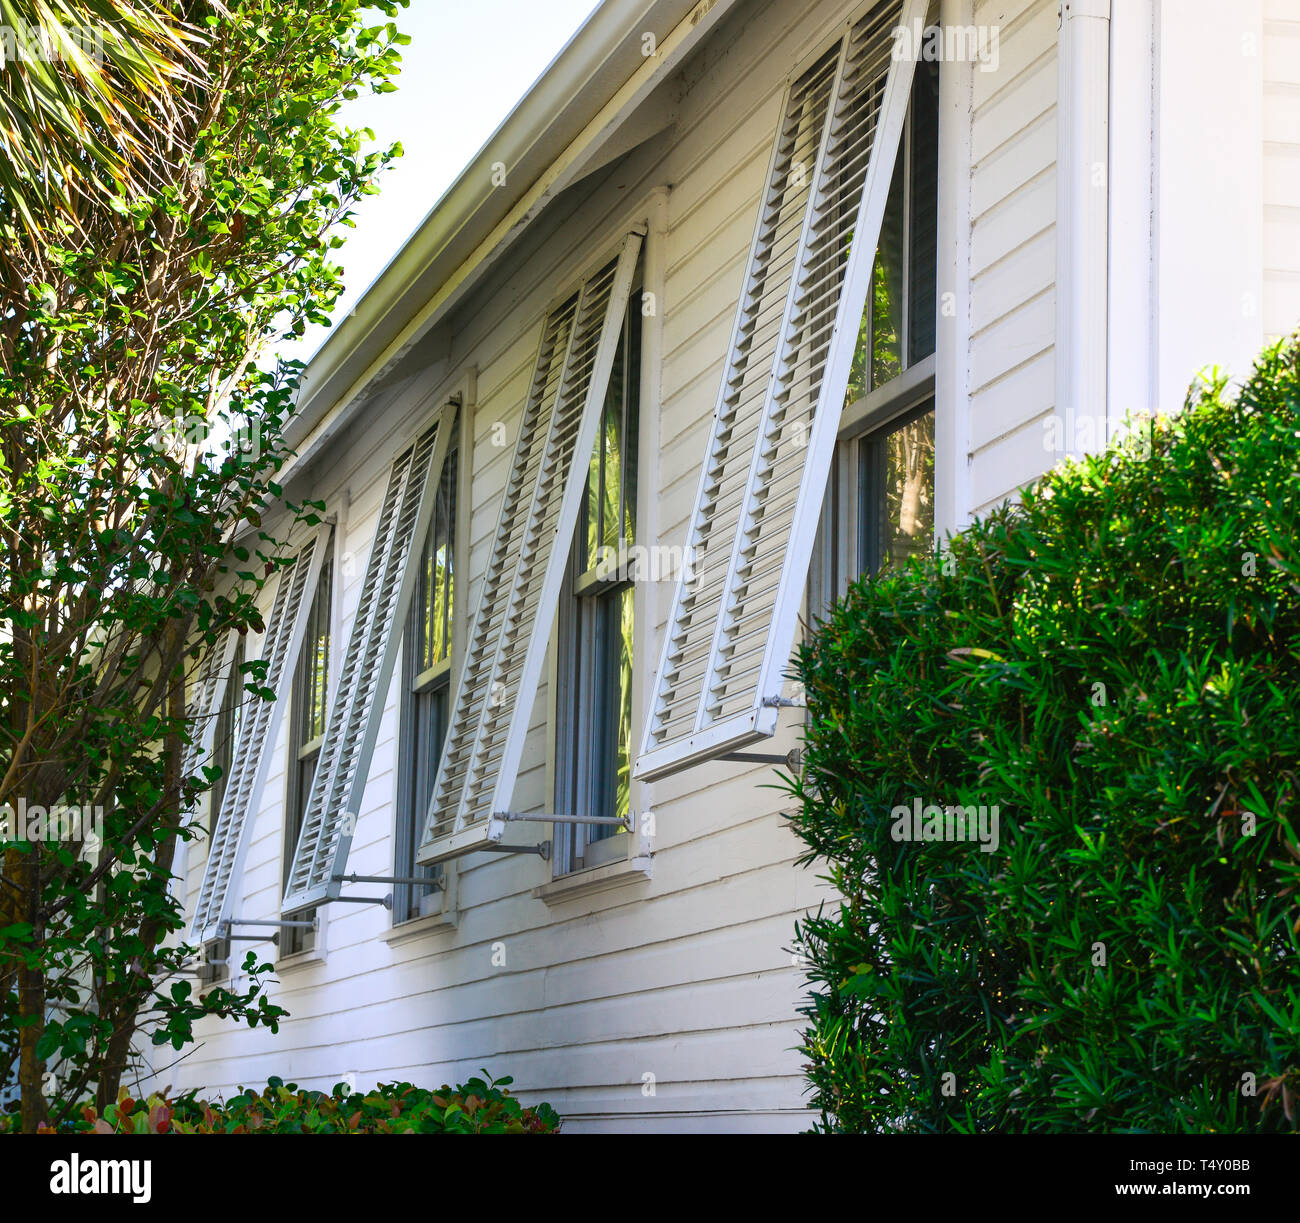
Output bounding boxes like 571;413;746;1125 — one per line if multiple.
635;0;923;780
190;526;330;945
180;629;239;783
280;410;453;916
417;232;643;864
170;628;239;903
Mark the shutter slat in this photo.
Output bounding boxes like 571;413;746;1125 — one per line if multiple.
418;233;643;863
635;0;922;781
190;526;330;944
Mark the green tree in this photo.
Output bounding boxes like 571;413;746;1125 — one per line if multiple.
0;0;408;1132
0;0;198;242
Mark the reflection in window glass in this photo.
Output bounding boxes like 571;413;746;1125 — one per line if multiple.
582;311;640;569
419;428;457;673
860;406;935;576
907;61;939;366
209;637;246;835
844;57;941;409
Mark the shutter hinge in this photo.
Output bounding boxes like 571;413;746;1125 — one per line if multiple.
761;693;806;708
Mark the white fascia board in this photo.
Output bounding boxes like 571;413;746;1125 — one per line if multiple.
280;0;741;485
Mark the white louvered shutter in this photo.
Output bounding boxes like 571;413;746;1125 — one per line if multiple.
418;233;642;863
180;630;239;784
280;413;453;915
190;526;330;944
635;0;922;780
170;629;239;903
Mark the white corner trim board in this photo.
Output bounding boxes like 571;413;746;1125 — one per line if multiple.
1054;0;1111;458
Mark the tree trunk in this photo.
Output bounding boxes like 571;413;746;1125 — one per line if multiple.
17;851;47;1133
96;622;186;1108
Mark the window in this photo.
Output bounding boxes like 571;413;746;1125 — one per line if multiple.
395;412;458;921
554;295;641;874
416;234;643;864
283;541;333;955
191;524;331;947
208;637;246;836
280;419;453;917
813;56;939;616
635;1;925;780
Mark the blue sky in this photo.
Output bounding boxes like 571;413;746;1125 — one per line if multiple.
292;0;601;362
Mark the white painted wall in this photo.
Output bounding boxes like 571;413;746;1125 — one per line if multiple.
965;0;1059;515
1153;0;1264;410
1264;0;1300;344
152;0;1293;1132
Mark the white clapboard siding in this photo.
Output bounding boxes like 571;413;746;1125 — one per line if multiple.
281;414;453;915
635;0;923;780
190;527;330;945
417;233;643;863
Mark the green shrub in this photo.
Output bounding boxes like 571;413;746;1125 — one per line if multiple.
786;340;1300;1133
1;1074;559;1134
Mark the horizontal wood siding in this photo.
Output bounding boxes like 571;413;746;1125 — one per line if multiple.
966;0;1057;516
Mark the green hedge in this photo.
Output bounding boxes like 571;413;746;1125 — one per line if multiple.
3;1075;559;1134
786;340;1300;1133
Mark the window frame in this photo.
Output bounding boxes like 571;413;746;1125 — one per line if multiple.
551;286;643;876
393;388;471;929
281;530;335;958
811;53;941;617
415;233;644;866
633;0;930;782
190;522;332;948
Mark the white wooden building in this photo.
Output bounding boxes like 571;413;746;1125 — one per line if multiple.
160;0;1299;1132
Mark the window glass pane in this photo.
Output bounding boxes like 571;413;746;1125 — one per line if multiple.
209;638;245;834
420;524;435;672
588;583;634;843
862;407;935;575
431;439;456;667
600;326;626;555
301;556;331;742
397;681;446;921
584;414;601;572
869;152;906;390
416;429;458;672
623;301;641;547
844;62;940;407
282;543;331;951
908;60;940;365
559;294;640;869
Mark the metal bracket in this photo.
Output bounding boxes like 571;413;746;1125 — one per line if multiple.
328;893;393;908
333;873;443;891
481;840;552;860
500;811;632;829
221;916;318;934
761;694;806;708
720;748;804;771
